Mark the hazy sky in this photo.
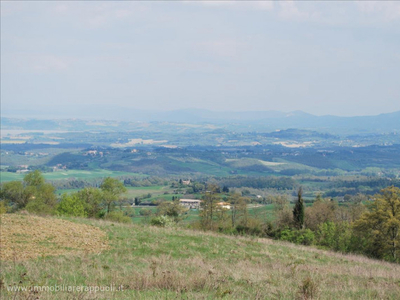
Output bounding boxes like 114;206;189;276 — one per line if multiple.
1;1;400;117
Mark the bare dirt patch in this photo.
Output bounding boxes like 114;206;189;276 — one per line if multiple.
0;214;109;261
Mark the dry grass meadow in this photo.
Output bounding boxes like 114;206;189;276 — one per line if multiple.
1;214;400;299
0;214;108;261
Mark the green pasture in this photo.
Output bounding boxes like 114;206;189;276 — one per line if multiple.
171;160;232;177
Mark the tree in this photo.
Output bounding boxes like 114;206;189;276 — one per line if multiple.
100;177;127;213
57;194;87;217
23;170;45;187
316;221;352;252
0;200;7;214
199;184;219;230
16;171;57;214
353;186;400;262
156;200;187;223
229;193;248;228
0;181;30;210
134;197;140;206
194;183;205;193
222;186;229;193
293;187;305;229
35;182;57;209
139;208;153;221
273;194;293;228
305;195;337;231
273;195;290;212
76;187;103;218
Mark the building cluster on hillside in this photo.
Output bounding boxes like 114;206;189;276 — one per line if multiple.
23;152;49;157
16;165;29;173
179;199;231;210
85;150;104;157
52;164;67;172
179;199;201;209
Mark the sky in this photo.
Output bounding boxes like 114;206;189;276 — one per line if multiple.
1;1;400;117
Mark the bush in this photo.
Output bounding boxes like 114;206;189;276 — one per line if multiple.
104;211;132;224
233;217;263;236
25;199;56;216
298;277;319;299
316;221;352;252
97;211;106;219
150;215;174;227
279;228;296;242
139;208;153;216
278;228;315;246
218;226;237;235
124;207;136;218
261;222;275;238
298;229;315;246
0;201;7;214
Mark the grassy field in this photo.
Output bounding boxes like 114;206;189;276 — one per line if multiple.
126;186;203;204
0;170;142;183
2;214;400;299
126;186;167;198
247;204;276;222
56;186;174;197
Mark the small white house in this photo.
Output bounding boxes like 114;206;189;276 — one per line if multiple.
179;199;202;209
217;202;231;210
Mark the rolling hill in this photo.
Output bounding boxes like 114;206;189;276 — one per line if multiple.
2;214;400;299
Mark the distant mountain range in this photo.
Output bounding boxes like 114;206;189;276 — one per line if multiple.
140;109;400;131
2;107;400;133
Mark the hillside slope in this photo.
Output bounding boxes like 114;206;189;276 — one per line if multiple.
2;215;400;299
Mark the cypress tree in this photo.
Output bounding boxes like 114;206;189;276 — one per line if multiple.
293;187;305;229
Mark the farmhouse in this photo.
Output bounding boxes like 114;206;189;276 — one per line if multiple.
217;202;231;210
179;199;202;209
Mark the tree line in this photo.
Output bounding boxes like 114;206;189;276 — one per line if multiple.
0;170;130;223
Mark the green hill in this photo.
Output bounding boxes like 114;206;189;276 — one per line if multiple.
2;214;400;299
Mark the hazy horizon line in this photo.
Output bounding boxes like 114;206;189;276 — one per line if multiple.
2;106;400;120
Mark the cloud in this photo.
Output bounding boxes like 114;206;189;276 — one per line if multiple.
356;1;400;21
50;2;149;29
1;1;399;116
184;1;274;11
0;1;26;17
278;1;320;21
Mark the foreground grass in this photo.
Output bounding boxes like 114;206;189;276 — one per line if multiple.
2;216;400;299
